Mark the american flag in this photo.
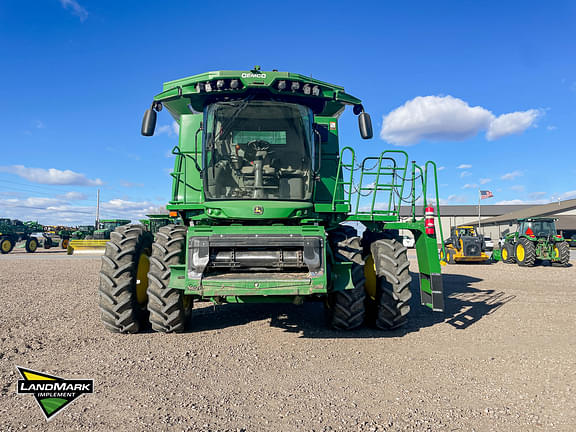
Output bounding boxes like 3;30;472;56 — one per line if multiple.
480;190;493;199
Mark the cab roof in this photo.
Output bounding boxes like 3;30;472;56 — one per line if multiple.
153;67;363;119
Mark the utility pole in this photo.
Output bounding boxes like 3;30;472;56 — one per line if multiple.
96;189;100;229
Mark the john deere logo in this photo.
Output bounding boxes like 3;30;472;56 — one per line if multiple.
16;366;94;421
254;206;264;215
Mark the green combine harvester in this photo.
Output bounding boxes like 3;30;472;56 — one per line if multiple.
500;217;570;266
98;67;445;333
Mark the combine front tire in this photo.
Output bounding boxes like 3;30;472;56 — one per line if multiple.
554;241;570;266
98;225;153;333
369;238;412;330
25;238;38;253
516;238;536;267
327;226;366;330
1;237;14;254
328;264;366;330
147;225;191;333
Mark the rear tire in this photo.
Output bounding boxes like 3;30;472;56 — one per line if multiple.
555;241;570;266
371;238;412;330
516;238;536;267
147;225;191;333
98;225;153;333
1;237;14;254
25;238;38;253
59;238;69;249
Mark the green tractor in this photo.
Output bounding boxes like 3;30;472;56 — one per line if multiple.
71;225;96;240
139;214;180;235
0;218;42;254
501;217;570;266
43;226;74;249
98;67;445;334
93;219;131;240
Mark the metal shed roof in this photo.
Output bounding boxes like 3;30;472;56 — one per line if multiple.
477;199;576;226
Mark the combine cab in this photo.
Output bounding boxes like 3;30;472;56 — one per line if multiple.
98;67;446;333
501;218;570;266
441;225;490;264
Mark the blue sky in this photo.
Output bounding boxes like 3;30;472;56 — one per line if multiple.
1;1;575;224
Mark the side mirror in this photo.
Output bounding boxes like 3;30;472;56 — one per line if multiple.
358;112;373;139
141;108;157;136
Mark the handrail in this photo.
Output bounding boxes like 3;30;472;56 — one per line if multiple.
170;145;202;203
331;146;356;211
424;161;445;259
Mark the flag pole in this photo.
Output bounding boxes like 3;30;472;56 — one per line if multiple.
478;190;481;231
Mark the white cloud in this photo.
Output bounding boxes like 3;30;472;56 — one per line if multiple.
462;183;478;189
479;178;491;185
0;165;102;186
438;166;445;171
460;171;471;178
61;191;87;200
380;95;542;145
0;194;167;225
510;185;525;193
547;125;557;131
156;121;180;137
59;0;88;22
457;164;472;169
486;109;542;141
500;170;523;181
35;120;45;129
552;190;576;201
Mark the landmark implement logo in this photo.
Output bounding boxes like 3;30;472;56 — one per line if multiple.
16;366;94;421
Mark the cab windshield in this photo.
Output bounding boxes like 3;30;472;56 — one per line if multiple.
457;227;475;236
203;100;314;200
522;220;557;237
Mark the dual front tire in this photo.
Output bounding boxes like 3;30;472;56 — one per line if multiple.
327;228;412;331
98;224;191;334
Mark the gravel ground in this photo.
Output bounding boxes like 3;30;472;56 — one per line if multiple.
0;249;575;431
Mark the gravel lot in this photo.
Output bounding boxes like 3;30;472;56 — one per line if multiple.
1;248;575;431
